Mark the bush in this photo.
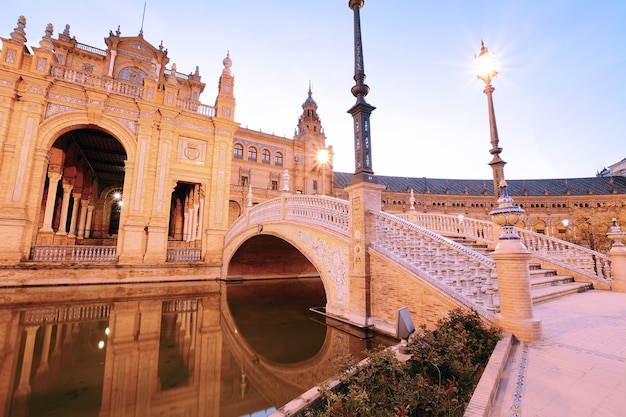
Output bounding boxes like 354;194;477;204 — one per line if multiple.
307;309;500;417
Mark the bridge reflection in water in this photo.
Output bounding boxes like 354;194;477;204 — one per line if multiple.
0;279;396;417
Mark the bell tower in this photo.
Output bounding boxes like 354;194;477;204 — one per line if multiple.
293;84;327;194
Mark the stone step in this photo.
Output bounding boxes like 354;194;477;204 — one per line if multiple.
530;281;593;304
529;274;575;290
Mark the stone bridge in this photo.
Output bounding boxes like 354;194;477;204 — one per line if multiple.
223;191;622;342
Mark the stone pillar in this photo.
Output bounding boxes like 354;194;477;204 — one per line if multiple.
56;182;74;235
40;172;62;232
68;192;81;238
76;199;88;239
342;181;385;327
84;205;95;238
490;181;541;342
607;219;626;293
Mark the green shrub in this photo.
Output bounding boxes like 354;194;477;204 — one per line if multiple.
307;309;500;417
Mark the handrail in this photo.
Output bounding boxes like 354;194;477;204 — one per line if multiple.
370;210;497;319
225;195;350;244
411;212;612;283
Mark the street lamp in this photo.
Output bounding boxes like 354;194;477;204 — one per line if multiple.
317;148;330;195
475;41;506;197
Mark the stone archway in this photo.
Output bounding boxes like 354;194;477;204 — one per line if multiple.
36;127;127;247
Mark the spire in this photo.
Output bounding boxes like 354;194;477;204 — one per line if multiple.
10;16;27;44
297;84;322;135
39;23;54;51
214;51;235;120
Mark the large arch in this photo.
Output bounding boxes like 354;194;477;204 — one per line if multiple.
223;221;350;318
33;113;135;246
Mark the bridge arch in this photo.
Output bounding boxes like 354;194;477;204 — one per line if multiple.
223;218;350;318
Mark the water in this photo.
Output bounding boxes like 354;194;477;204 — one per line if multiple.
0;278;396;417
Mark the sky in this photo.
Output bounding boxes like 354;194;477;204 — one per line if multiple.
2;1;625;180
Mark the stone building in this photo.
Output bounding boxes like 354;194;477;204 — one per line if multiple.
0;17;330;268
0;16;623;270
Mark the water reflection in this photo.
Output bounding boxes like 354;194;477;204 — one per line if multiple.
0;279;395;417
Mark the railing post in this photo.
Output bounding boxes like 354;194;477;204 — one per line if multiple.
489;181;541;342
607;219;626;292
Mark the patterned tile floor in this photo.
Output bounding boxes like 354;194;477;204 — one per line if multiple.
491;291;626;417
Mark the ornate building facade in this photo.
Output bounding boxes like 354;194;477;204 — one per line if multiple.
0;16;623;270
0;17;330;268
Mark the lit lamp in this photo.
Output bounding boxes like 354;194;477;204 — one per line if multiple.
316;148;330;195
489;180;525;239
475;41;506;197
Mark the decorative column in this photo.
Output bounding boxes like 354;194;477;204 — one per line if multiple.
489;181;541;342
56;182;74;235
76;199;88;239
84;205;95;238
607;219;626;293
68;192;81;238
40;172;62;232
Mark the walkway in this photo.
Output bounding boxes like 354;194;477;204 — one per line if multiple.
490;290;626;417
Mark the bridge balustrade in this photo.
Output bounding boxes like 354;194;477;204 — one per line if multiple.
410;213;612;284
370;210;498;319
226;195;350;243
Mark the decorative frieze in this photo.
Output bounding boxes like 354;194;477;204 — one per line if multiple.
176;121;214;133
105;105;139;118
45;102;81;118
111;116;137;134
48;93;87;105
0;79;13;87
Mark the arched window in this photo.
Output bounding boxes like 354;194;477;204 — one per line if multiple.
275;152;283;167
262;149;271;164
248;147;257;162
233;144;243;159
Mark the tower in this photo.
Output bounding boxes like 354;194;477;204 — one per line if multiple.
293;85;328;194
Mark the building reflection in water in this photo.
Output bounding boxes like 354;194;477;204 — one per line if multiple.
0;279;394;417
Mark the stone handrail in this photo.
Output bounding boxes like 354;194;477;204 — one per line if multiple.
21;304;111;325
30;245;116;262
410;213;612;283
370;210;497;319
225;195;350;244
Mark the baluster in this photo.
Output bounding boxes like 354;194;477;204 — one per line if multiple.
473;264;484;306
484;270;497;312
464;259;474;298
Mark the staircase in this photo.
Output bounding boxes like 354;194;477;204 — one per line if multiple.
450;236;593;305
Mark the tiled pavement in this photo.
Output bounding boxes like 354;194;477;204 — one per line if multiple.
490;290;626;417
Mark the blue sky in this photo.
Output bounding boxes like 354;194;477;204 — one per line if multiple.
2;1;625;180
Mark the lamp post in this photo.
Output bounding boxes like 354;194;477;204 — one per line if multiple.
348;0;377;185
317;148;330;195
475;41;506;197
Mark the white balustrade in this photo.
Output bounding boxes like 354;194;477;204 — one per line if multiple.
411;213;612;283
225;195;350;244
166;248;201;262
370;210;497;318
30;245;116;262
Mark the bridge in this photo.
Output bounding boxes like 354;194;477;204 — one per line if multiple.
223;191;623;341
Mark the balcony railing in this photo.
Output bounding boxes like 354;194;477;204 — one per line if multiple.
30;245;116;262
166;247;201;262
49;65;215;116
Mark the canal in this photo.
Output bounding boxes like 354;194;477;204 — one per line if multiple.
0;278;396;417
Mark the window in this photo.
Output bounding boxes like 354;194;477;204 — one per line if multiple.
262;149;271;164
271;180;279;191
313;180;318;191
233;144;243;159
275;152;283;167
248;147;257;162
241;176;248;186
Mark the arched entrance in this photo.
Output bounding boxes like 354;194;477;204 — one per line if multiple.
36;128;127;248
